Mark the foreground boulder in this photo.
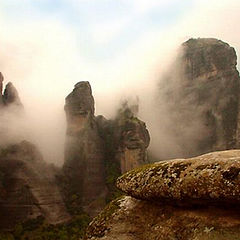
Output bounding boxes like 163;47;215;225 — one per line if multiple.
117;150;240;205
85;196;240;240
85;150;240;240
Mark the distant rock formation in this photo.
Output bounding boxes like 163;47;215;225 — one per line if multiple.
158;38;240;159
85;150;240;240
114;101;150;173
0;141;71;230
63;82;150;216
0;73;22;107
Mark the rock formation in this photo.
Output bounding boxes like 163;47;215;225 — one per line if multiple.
0;73;22;107
85;150;240;240
63;82;107;216
63;82;150;215
114;102;150;173
158;38;240;159
0;141;71;230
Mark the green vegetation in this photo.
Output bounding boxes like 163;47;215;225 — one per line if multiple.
85;196;124;239
0;214;91;240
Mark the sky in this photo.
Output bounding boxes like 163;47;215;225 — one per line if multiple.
0;0;240;164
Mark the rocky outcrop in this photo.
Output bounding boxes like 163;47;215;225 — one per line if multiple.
158;38;240;159
63;83;150;215
117;150;240;206
0;141;71;230
85;150;240;240
0;73;22;107
63;82;107;216
114;102;150;173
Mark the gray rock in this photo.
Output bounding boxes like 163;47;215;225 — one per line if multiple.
117;150;240;206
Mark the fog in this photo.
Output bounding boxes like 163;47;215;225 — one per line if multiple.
0;0;240;164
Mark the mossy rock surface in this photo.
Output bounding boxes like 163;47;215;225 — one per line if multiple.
117;150;240;206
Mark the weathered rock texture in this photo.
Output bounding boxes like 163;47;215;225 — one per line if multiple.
158;38;240;159
63;82;107;216
85;196;240;240
85;150;240;240
63;83;150;215
117;150;240;206
0;141;71;230
114;102;150;173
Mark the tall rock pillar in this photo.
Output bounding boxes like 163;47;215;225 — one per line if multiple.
63;82;106;216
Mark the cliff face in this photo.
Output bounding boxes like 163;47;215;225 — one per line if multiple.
158;38;240;158
0;141;71;230
63;83;150;215
63;82;107;216
85;150;240;240
114;103;150;173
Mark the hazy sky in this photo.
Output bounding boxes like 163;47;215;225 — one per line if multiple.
0;0;240;164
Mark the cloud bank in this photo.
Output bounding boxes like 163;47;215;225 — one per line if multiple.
0;0;239;164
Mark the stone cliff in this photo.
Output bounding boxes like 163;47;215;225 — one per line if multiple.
158;38;240;159
0;141;71;230
85;150;240;240
63;82;150;215
63;82;107;216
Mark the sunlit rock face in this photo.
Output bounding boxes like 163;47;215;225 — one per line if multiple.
158;38;240;159
114;103;150;173
0;141;71;230
63;82;107;216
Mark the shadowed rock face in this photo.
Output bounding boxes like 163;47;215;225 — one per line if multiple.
0;73;23;107
158;38;240;159
63;83;150;215
0;141;71;230
3;82;22;107
63;82;107;216
85;196;240;240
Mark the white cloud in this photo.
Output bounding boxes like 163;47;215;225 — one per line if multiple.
0;0;240;162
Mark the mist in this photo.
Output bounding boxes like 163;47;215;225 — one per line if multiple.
0;0;240;164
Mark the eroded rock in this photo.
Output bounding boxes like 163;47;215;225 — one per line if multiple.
158;38;240;159
0;141;71;230
117;150;240;206
63;81;107;216
85;196;240;240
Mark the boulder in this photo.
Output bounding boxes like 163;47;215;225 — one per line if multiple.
85;196;240;240
117;150;240;206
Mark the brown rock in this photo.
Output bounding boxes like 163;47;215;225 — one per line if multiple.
0;141;71;230
85;196;240;240
115;101;150;173
63;82;107;216
158;38;240;159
